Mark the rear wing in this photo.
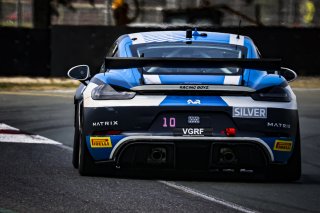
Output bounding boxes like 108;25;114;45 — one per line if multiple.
105;57;281;70
104;57;282;85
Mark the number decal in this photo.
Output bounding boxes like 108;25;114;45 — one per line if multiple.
163;117;167;127
162;117;176;128
169;117;176;127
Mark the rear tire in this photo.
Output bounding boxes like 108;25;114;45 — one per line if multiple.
72;127;80;169
78;107;97;176
72;103;81;169
78;131;95;175
267;126;301;181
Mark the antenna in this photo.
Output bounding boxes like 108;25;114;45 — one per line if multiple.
237;20;242;39
186;29;192;44
186;29;192;39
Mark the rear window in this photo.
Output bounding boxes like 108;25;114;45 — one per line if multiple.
131;42;247;74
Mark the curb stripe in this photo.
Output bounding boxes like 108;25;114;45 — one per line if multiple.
0;130;26;134
0;123;61;145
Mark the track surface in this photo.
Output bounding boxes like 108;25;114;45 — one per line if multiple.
0;89;320;213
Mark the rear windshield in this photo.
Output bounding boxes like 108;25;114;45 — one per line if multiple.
131;42;247;74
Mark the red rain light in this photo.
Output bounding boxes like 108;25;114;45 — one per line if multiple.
225;128;236;137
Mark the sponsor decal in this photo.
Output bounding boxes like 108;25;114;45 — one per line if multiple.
173;128;212;136
273;140;292;152
90;137;112;148
188;116;201;124
180;85;209;90
267;122;291;129
233;107;267;118
187;99;201;105
92;121;118;127
183;128;204;135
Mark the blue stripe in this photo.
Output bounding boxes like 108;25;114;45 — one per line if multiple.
160;96;228;106
158;75;225;85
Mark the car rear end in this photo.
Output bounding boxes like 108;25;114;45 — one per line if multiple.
82;83;298;178
79;31;300;179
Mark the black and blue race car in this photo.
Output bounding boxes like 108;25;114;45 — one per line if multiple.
68;29;300;181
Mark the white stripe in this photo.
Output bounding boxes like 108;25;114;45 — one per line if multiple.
159;181;258;213
221;96;297;110
223;76;241;85
229;34;244;46
0;123;61;145
129;33;146;44
143;75;162;84
0;134;61;144
0;123;19;131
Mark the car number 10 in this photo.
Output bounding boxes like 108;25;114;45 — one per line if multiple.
163;117;176;127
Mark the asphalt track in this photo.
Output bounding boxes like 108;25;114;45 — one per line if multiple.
0;89;320;213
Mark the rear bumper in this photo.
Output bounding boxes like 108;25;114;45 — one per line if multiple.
88;136;294;177
110;136;274;162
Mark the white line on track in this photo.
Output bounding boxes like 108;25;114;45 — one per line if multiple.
0;133;61;144
0;123;61;145
159;181;258;213
0;123;19;131
0;123;75;152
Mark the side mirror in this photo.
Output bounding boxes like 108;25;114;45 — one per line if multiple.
280;67;297;83
67;65;91;82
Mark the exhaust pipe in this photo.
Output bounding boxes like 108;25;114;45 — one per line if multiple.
151;149;163;161
219;147;236;163
148;148;166;163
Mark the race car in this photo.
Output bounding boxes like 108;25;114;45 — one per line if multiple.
68;29;301;181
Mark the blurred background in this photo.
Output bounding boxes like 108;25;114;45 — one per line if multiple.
0;0;319;77
1;0;319;27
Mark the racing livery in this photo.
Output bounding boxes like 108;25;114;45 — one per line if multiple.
68;30;301;181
